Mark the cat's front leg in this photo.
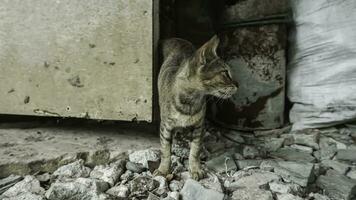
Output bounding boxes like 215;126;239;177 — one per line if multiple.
154;123;173;177
189;126;205;180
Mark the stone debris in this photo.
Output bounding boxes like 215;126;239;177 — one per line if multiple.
321;159;350;175
90;163;125;186
45;178;110;200
276;193;304;200
336;149;356;162
316;170;356;200
180;179;224;200
231;187;273;200
206;153;237;173
0;175;23;195
2;176;45;198
128;148;160;169
53;159;91;178
1;125;356;200
106;185;129;198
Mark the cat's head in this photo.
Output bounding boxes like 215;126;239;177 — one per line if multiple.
195;35;238;99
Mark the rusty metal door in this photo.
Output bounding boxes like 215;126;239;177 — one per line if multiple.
0;0;158;122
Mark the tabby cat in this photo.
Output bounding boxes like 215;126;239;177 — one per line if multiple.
155;35;237;180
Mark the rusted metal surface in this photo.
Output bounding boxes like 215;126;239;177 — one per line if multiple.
209;25;286;130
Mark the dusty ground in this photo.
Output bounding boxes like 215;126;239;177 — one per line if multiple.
0;122;159;178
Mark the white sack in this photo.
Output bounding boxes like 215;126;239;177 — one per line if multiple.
288;0;356;130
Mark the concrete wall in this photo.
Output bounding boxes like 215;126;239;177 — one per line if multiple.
0;0;157;122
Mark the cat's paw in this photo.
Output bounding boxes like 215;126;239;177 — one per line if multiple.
153;166;170;177
189;166;205;181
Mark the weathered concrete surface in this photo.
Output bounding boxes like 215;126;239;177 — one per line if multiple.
0;124;159;178
0;0;156;121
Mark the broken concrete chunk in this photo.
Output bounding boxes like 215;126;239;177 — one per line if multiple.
53;159;91;178
153;176;168;196
166;191;180;200
316;171;356;200
224;130;245;143
226;171;280;191
290;144;314;153
206;153;237;173
276;193;303;200
321;160;350;175
347;169;356;180
180;179;224;200
125;161;145;173
270;147;316;163
336;149;356;162
292;132;320;149
106;185;129;198
169;180;183;192
231;188;273;200
45;177;109;200
129;176;159;198
2;176;45;198
1;192;45;200
242;145;261;159
90;164;125;186
269;181;303;195
0;175;23;195
129;148;160;168
199;173;223;193
254;126;291;137
273;161;314;187
308;192;331;200
236;159;265;170
261;138;285;152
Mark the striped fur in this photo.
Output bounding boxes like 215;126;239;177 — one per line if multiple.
155;35;238;180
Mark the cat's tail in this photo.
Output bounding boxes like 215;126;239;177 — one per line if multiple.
160;38;195;61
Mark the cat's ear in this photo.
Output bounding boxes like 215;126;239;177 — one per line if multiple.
198;35;220;65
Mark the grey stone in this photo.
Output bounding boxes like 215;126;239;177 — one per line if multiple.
120;170;134;184
129;148;160;169
337;149;356;162
320;137;347;160
254;126;291;137
166;191;180;200
270;147;316;163
199;173;223;193
206;153;237;173
290;144;314;153
347;169;356;180
321;160;350;175
45;177;110;200
236;159;265;169
242;146;261;159
273;161;314;187
0;175;23;195
153;176;168;196
225;171;280;191
106;185;129;198
126;161;145;173
169;180;183;192
3;176;45;198
269;181;303;195
180;179;224;200
90;164;125;186
224;130;245;143
276;193;303;200
316;170;356;200
1;192;45;200
53;160;91;178
308;193;331;200
129;176;159;198
35;173;51;183
231;188;273;200
147;193;160;200
292;132;320;149
261;138;285;152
